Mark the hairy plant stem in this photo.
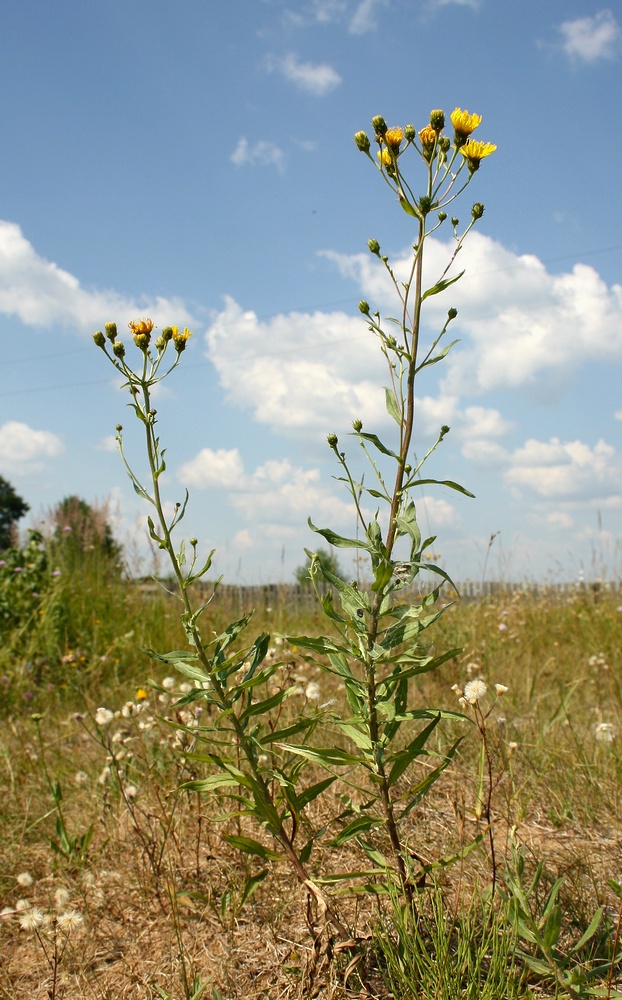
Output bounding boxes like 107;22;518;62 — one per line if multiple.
138;376;351;941
364;217;425;903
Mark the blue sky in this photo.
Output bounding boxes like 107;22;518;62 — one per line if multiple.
1;0;622;584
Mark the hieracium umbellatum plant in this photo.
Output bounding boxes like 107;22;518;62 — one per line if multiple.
93;105;496;936
284;107;497;902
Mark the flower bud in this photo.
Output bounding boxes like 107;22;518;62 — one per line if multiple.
368;238;380;256
115;424;123;432
352;419;362;432
354;130;370;153
472;202;485;220
440;425;450;437
154;336;166;350
439;136;451;154
358;300;370;315
93;331;106;348
113;341;126;358
418;195;433;216
133;333;150;351
161;327;174;342
438;211;447;222
189;537;198;547
451;217;459;228
371;115;387;137
430;109;445;132
105;322;117;342
327;433;339;447
404;124;415;141
448;307;458;320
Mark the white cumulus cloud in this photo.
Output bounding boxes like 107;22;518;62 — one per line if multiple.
505;437;622;500
266;53;342;95
558;9;621;63
231;138;285;173
178;448;244;490
0;420;64;474
349;0;387;34
0;220;195;333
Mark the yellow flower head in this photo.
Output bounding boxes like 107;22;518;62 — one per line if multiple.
377;148;393;168
136;688;148;701
384;126;404;150
128;318;155;335
459;140;497;171
172;327;193;353
418;125;437;160
451;108;482;145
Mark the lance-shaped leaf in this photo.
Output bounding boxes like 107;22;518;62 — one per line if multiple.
223;835;283;861
238;687;297;728
421;270;464;301
259;716;320;746
385;386;402;425
240;869;269;907
387;714;441;787
408;477;475;498
274;744;369;769
308;518;370;550
356;431;400;461
398;737;464;818
330;814;381;847
416;339;460;373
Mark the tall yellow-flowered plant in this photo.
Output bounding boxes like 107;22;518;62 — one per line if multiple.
285;107;496;903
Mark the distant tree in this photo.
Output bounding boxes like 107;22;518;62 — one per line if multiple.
294;547;346;585
51;496;122;563
0;476;29;550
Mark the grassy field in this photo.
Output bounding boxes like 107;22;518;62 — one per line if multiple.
1;543;621;999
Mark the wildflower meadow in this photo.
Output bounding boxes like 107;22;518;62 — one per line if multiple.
1;107;621;1000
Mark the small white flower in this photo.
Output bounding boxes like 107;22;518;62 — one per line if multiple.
495;684;508;696
121;701;137;718
498;622;508;632
451;684;463;697
19;907;44;931
74;770;89;785
162;676;175;690
464;679;487;704
124;784;138;799
507;741;518;752
595;722;616;743
15;899;31;911
57;908;83;932
305;681;321;701
178;682;192;693
16;872;33;887
95;707;114;726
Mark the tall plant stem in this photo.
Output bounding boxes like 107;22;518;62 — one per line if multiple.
364;217;426;902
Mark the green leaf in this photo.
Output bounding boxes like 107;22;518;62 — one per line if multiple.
308;518;370;550
182;774;243;793
259;717;319;746
238;687;294;726
399;196;419;218
330;815;380;847
295;776;336;811
223;835;282;861
387;714;441;787
385;386;402;425
398;738;464;817
421;270;464;300
240;869;269;907
274;744;367;769
417;339;460;372
357;431;399;460
568;906;604;956
408;477;475;498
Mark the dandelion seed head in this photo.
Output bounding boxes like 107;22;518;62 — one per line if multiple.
95;707;114;726
464;679;487;704
16;872;33;887
57;908;83;932
19;907;44;931
54;888;70;909
495;684;508;696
